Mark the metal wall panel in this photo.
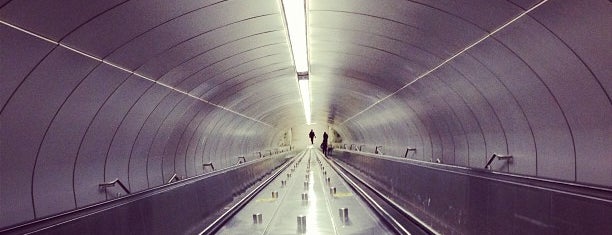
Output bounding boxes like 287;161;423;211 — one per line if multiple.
33;64;130;217
0;0;126;40
157;100;203;179
0;47;99;224
137;15;285;79
334;151;612;234
494;10;612;185
104;85;172;197
130;92;185;189
73;75;153;207
0;25;55;108
174;104;214;177
448;54;534;172
153;97;198;185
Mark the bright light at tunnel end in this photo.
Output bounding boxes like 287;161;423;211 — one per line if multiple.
282;0;311;124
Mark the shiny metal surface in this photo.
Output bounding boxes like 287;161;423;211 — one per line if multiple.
334;150;612;234
0;155;290;234
0;0;610;230
216;148;393;235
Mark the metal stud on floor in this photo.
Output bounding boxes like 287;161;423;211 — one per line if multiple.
281;180;286;187
272;191;278;198
253;213;263;224
297;215;306;233
303;181;309;190
301;192;308;201
329;187;336;195
339;208;349;223
326;177;331;184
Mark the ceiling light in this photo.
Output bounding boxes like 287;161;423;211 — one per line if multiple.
298;73;311;124
281;0;308;73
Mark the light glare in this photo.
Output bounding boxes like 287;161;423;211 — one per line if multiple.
282;0;308;73
299;79;311;124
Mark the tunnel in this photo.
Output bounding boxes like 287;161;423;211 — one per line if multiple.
0;0;610;234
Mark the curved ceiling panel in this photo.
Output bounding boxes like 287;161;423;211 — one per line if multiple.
0;0;127;40
66;0;276;57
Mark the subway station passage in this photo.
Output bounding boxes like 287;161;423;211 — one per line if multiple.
216;149;393;235
1;0;611;234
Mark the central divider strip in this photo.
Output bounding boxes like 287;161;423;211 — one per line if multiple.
260;151;306;234
199;155;298;235
315;151;340;235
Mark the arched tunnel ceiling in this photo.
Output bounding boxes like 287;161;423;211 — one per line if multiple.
1;0;611;228
2;0;609;129
309;0;541;125
0;0;305;129
1;0;610;164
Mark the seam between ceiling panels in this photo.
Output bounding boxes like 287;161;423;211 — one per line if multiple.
0;19;274;128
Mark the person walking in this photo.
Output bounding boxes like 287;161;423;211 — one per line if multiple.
321;132;329;156
308;129;316;144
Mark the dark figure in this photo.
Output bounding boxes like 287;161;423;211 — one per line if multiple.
321;132;329;156
308;129;316;144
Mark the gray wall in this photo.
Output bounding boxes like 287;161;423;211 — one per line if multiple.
340;0;611;187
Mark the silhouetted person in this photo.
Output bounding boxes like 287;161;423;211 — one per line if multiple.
321;132;329;156
308;129;316;144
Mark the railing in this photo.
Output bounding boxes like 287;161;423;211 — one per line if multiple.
202;162;215;171
484;153;513;169
374;145;383;155
99;179;130;195
167;173;181;184
404;147;416;158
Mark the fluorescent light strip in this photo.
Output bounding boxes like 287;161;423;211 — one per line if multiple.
299;79;312;124
341;0;550;125
281;0;309;73
0;19;273;127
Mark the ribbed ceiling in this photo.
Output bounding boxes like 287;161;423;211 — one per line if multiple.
1;0;611;228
